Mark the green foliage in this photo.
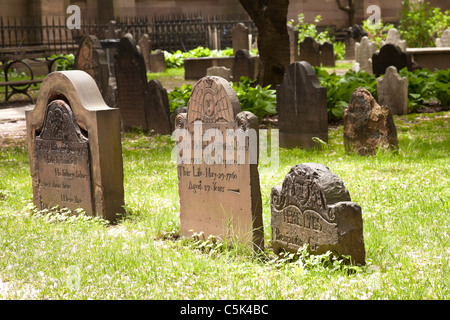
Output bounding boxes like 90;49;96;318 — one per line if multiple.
293;14;333;44
231;77;277;121
49;53;74;71
333;41;345;61
398;0;450;47
167;84;192;112
362;19;394;47
163;46;238;69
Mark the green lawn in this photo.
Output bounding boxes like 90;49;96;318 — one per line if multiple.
0;111;449;299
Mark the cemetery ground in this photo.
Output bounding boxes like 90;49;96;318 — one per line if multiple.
0;64;449;300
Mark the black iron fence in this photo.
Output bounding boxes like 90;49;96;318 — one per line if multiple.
0;14;257;56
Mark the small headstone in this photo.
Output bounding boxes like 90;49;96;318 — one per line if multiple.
372;44;414;76
343;87;398;155
138;34;152;73
232;49;257;83
276;61;328;149
74;35;109;97
345;25;368;60
287;24;300;63
147;79;172;135
436;29;450;47
355;36;377;74
299;37;320;67
150;49;166;73
206;66;232;81
271;163;366;265
380;28;407;52
232;23;250;55
345;36;356;60
26;70;125;222
319;41;335;67
377;66;408;115
175;76;264;251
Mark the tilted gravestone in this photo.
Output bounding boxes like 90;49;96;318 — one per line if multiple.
147;79;172;135
287;24;300;63
114;37;171;134
380;28;407;52
372;44;414;77
319;41;335;67
377;66;408;115
74;35;109;97
355;36;377;74
150;49;166;73
175;76;264;251
276;61;328;149
271;163;366;265
300;37;320;67
343;87;398;155
232;49;257;83
232;23;250;55
138;34;152;73
436;29;450;47
25;71;125;222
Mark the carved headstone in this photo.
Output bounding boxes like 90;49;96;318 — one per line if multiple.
276;61;328;149
206;66;232;81
299;37;320;67
147;79;172;135
355;36;377;74
138;34;152;73
287;24;300;63
436;29;450;47
175;76;264;251
232;49;257;83
319;41;335;67
74;35;109;97
26;71;125;222
343;87;398;155
271;163;366;265
377;66;408;115
232;23;250;55
372;44;414;76
150;49;166;73
380;28;407;52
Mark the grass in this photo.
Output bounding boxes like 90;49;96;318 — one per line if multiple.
0;108;449;299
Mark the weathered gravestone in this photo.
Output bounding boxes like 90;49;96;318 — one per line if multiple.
232;49;257;83
232;23;250;55
372;44;414;77
271;163;366;265
343;87;398;155
436;29;450;47
276;61;328;149
147;79;172;135
114;37;171;134
377;66;408;115
175;76;264;251
355;36;377;74
206;66;232;81
287;24;300;63
138;34;152;73
25;71;125;222
74;35;109;97
380;28;407;52
150;49;166;73
345;25;368;60
319;41;335;67
300;37;320;67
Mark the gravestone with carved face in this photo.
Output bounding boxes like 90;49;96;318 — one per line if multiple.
175;76;264;251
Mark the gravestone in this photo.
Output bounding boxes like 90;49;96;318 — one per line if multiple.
287;24;300;63
25;70;125;222
345;25;368;60
232;23;250;55
150;49;166;73
114;37;171;133
138;34;152;73
319;42;335;67
355;36;377;74
372;44;414;76
271;163;366;265
377;66;408;115
232;49;257;83
175;76;264;251
299;37;320;67
436;29;450;47
276;61;328;149
206;66;232;81
343;87;398;155
380;28;407;52
74;35;109;97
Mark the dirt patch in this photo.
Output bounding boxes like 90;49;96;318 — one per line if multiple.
0;120;27;148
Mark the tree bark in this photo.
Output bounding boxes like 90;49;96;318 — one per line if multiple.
238;0;290;88
336;0;357;26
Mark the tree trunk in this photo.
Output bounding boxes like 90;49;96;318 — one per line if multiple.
238;0;290;88
336;0;357;27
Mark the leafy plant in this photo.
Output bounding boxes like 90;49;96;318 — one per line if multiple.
167;84;192;112
362;19;394;48
293;14;333;44
163;46;239;69
49;53;74;71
